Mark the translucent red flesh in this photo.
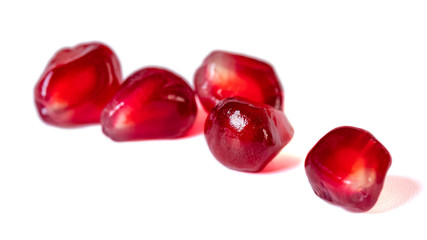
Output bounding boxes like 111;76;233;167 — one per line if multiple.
194;51;284;112
101;67;197;141
34;42;122;126
305;126;392;212
204;97;293;172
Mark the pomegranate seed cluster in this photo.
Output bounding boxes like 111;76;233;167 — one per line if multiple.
34;41;392;212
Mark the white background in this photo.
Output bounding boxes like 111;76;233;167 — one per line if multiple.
1;0;426;239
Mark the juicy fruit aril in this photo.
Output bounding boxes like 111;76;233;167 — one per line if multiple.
204;97;294;172
34;43;397;213
101;67;197;141
305;126;392;212
34;42;122;126
194;50;284;112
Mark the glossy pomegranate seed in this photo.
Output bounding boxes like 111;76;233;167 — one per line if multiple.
34;42;122;126
194;51;284;112
305;126;392;212
204;97;293;172
101;67;197;141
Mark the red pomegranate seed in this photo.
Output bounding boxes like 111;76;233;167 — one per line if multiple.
204;97;293;172
305;126;392;212
34;42;122;126
101;67;197;141
194;51;284;112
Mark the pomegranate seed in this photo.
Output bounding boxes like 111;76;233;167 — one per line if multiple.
194;51;284;112
204;97;293;172
305;126;392;212
34;42;122;126
101;67;197;141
